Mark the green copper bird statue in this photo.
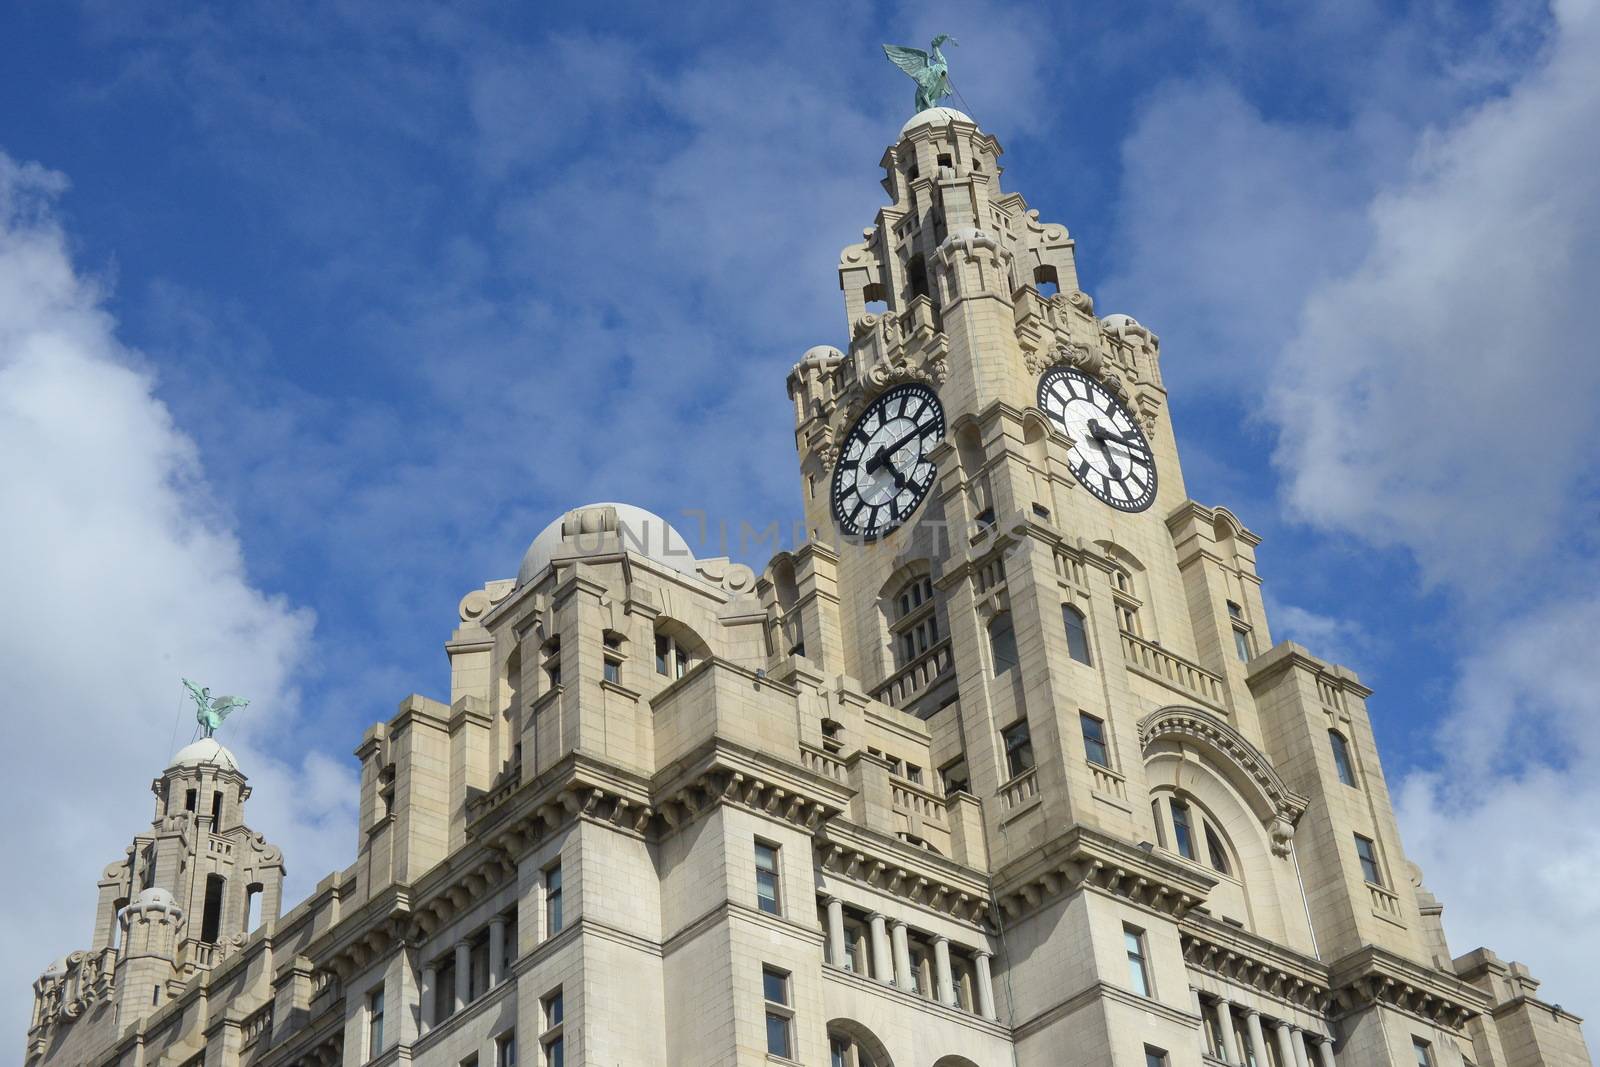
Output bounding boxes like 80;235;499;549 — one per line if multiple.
883;35;958;114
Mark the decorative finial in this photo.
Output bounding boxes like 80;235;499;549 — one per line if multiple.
883;35;958;114
182;678;249;739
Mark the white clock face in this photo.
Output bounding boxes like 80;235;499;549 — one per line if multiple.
830;383;946;539
1038;366;1157;513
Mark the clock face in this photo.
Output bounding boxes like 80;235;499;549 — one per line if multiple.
830;383;946;539
1038;366;1157;512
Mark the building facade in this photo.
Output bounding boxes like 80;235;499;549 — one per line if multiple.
25;107;1591;1067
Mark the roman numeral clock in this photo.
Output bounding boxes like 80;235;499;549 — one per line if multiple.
1038;365;1157;512
830;383;947;540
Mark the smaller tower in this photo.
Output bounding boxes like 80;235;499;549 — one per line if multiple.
27;739;285;1064
111;888;184;1019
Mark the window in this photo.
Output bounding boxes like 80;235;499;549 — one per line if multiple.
1355;834;1383;886
185;788;197;812
545;862;564;936
755;841;781;915
763;966;794;1059
469;934;490;1000
1124;925;1152;997
939;757;970;796
1330;730;1357;787
541;989;564;1067
989;614;1019;674
367;986;385;1060
211;790;223;823
435;955;456;1021
831;1037;849;1067
200;873;225;943
890;574;941;668
1002;720;1034;778
1080;712;1110;768
1204;823;1231;875
1145;1047;1169;1067
655;631;690;679
543;636;561;688
1233;626;1253;662
1169;798;1196;861
1112;568;1142;636
1412;1037;1434;1067
1063;605;1092;664
496;1030;517;1067
602;632;624;684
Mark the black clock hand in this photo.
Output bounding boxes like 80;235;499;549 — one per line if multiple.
1087;419;1124;478
865;424;929;473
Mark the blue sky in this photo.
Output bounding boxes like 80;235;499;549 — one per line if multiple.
3;0;1598;1049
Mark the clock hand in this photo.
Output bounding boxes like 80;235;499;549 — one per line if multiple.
864;425;929;473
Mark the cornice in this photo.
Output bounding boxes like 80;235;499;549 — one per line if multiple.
815;820;993;928
1326;945;1489;1030
991;825;1216;926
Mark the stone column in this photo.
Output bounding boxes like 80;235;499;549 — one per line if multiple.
825;898;846;968
867;913;893;984
890;921;915;992
1274;1021;1299;1067
1290;1028;1311;1067
488;917;507;988
1315;1037;1336;1067
1245;1010;1269;1067
1213;997;1241;1065
419;965;436;1032
933;936;956;1007
975;951;997;1020
454;941;471;1007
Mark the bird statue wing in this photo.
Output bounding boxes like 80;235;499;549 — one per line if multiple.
882;44;931;79
209;696;250;723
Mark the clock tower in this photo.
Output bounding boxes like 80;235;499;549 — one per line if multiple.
783;105;1588;1065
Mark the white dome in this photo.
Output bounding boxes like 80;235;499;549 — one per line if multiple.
517;503;696;587
132;887;177;909
168;738;240;773
42;957;68;978
900;106;975;136
1101;313;1141;330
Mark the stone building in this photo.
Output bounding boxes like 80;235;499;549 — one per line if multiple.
25;107;1591;1067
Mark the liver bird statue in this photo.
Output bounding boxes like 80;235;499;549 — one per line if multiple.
182;678;250;739
883;35;958;113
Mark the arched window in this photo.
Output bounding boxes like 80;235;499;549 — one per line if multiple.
653;620;707;682
888;573;940;668
1062;604;1092;664
827;1020;893;1067
1154;793;1233;876
988;613;1019;675
1329;730;1357;787
1111;567;1142;636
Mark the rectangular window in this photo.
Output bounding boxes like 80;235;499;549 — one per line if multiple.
755;841;781;915
367;986;385;1059
1124;925;1152;997
541;990;564;1067
763;966;793;1059
1170;798;1197;860
435;957;455;1021
940;757;970;796
603;658;621;684
545;862;564;935
1355;834;1383;886
1002;720;1035;778
655;634;669;675
1412;1037;1434;1067
496;1030;517;1067
1080;712;1110;768
1145;1047;1169;1067
1233;626;1252;662
1330;730;1357;787
831;1037;850;1067
989;615;1019;674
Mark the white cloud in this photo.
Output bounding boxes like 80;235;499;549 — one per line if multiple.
1398;589;1600;1023
1264;599;1371;669
0;153;356;1045
1270;0;1600;591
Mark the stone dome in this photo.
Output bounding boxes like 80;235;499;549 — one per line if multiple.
900;106;975;136
133;887;176;909
1101;313;1141;331
168;738;240;773
517;503;696;587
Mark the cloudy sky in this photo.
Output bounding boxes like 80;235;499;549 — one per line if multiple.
2;0;1597;1050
